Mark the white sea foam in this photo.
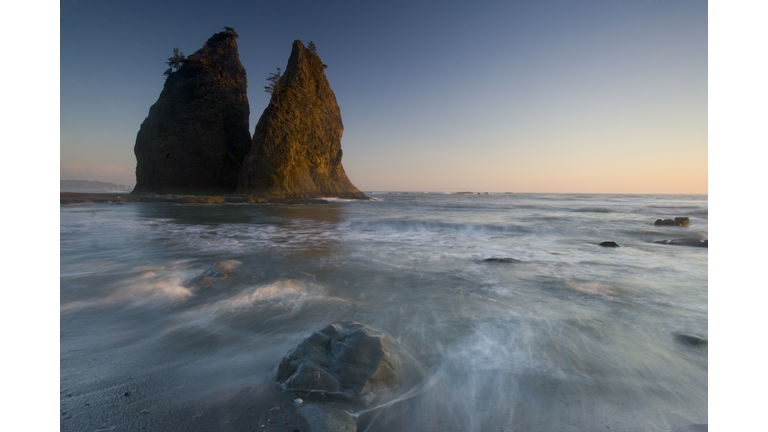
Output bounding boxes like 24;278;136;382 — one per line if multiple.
60;265;196;313
222;279;332;312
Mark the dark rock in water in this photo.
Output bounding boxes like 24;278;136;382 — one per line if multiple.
599;241;620;247
277;321;398;405
133;30;251;195
654;239;708;248
185;260;242;288
675;333;707;346
654;217;690;226
238;41;366;199
483;258;521;263
203;259;241;279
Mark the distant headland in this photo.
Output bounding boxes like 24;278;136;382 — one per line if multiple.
132;28;366;200
61;180;130;192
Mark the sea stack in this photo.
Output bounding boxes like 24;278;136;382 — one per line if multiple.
133;29;251;194
238;41;367;199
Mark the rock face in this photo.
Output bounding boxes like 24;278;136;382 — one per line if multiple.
133;30;251;194
238;41;366;199
654;217;690;226
277;321;398;405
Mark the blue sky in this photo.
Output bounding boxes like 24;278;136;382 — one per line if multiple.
60;0;707;192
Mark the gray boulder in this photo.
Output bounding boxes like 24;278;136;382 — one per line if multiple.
277;321;398;405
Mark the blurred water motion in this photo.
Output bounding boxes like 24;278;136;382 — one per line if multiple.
60;193;707;431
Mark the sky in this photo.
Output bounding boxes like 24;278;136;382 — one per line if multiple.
60;0;707;193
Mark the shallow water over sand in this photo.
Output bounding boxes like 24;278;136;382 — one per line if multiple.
60;193;707;431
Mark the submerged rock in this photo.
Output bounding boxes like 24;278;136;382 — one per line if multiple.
203;259;241;279
654;239;708;248
133;29;251;195
185;274;212;289
675;333;708;346
483;257;522;263
672;424;708;432
185;260;242;288
654;217;690;226
277;321;398;405
238;41;366;199
599;241;620;247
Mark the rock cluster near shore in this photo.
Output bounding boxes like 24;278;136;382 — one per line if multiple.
132;29;365;200
654;217;690;226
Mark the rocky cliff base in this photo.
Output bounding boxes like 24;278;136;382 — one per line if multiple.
61;192;337;206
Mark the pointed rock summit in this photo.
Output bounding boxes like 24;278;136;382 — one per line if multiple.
238;41;366;199
133;29;251;194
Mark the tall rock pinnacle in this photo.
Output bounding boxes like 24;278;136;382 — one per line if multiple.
238;41;367;199
133;30;251;194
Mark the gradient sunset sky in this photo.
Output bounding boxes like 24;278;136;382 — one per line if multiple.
60;0;707;193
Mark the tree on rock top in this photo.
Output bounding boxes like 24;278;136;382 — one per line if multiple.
163;48;185;76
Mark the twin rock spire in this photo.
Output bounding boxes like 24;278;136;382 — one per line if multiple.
132;30;366;199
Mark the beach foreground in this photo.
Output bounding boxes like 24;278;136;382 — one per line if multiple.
61;193;707;431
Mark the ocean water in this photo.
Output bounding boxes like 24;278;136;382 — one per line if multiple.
60;193;708;431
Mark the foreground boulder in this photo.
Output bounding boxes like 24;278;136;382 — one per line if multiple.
133;29;251;194
277;321;398;405
238;41;367;199
654;217;690;226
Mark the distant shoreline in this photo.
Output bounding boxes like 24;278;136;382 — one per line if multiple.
60;192;336;206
